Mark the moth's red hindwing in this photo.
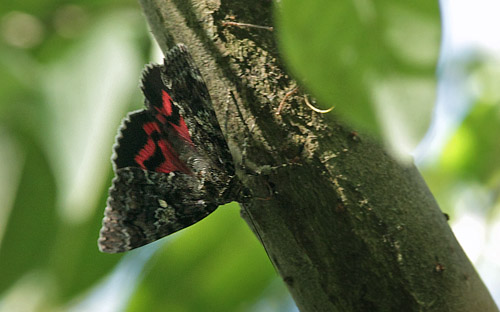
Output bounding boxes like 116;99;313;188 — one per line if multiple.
113;110;190;174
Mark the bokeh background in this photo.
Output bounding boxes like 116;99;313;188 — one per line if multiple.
1;0;499;311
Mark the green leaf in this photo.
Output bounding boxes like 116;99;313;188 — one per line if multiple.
0;9;149;305
423;100;500;216
440;103;500;184
47;172;124;301
276;0;440;158
0;137;58;294
126;203;279;312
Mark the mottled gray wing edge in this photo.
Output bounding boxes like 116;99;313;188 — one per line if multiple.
98;167;219;253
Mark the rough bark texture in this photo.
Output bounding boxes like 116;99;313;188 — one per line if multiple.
138;0;499;311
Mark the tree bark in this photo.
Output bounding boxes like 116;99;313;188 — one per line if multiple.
138;0;498;311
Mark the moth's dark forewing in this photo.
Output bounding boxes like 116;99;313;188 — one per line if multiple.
140;64;183;126
140;65;164;111
99;167;218;253
140;63;197;170
161;45;236;178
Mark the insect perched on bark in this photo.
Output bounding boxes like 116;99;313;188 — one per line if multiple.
98;44;241;253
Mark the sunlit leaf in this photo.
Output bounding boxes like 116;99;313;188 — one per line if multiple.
276;0;440;159
48;172;124;301
0;137;58;294
441;103;500;184
126;203;281;312
39;11;148;301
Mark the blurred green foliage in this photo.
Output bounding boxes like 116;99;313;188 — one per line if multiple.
424;99;500;220
277;0;440;159
441;103;500;183
0;1;284;310
126;204;278;312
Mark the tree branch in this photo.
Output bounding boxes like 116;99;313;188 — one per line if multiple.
138;0;498;311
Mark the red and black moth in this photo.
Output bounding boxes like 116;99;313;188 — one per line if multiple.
98;44;240;253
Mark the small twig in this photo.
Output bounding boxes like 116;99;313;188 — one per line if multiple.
222;21;274;31
276;86;299;115
304;95;334;114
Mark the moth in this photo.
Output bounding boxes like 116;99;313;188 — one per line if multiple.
98;44;239;253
